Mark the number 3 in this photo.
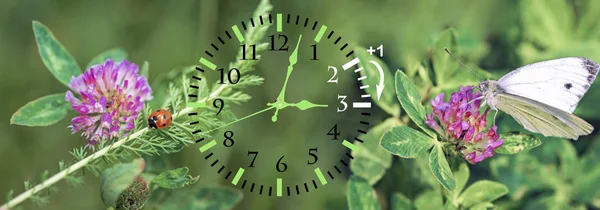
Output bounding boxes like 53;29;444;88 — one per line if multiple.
337;95;347;112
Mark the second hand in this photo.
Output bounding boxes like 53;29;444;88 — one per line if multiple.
204;106;276;134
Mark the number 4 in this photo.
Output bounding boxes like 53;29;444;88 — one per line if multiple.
327;124;340;140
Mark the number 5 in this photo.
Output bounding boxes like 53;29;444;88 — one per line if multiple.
337;95;347;112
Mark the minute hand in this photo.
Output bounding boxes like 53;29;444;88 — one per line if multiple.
276;34;302;101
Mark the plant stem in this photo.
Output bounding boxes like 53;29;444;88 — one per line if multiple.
0;104;200;209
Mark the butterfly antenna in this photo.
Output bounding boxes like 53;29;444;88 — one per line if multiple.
444;47;483;80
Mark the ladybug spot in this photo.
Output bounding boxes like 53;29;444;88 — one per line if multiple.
162;115;167;119
162;124;166;127
152;116;158;121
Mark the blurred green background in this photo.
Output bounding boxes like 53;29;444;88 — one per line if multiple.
5;0;600;209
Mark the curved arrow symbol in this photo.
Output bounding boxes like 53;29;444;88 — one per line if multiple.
369;60;384;101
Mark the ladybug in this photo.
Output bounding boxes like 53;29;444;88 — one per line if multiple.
148;109;172;129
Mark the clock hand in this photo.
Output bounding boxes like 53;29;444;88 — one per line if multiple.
288;100;328;110
205;106;275;133
276;34;302;101
270;35;303;122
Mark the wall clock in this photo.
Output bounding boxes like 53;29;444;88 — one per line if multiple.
188;12;383;197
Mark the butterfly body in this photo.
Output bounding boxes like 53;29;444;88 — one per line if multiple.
479;57;599;140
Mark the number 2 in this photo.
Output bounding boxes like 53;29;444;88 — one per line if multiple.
327;66;338;83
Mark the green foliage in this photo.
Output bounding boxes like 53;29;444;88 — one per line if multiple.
429;145;455;191
100;159;145;207
152;167;199;189
32;21;82;87
380;126;435;158
350;118;400;185
495;133;541;154
355;46;401;117
394;70;435;137
157;186;243;210
346;176;381;210
10;93;70;126
391;193;412;210
457;180;508;208
428;28;493;95
86;48;127;68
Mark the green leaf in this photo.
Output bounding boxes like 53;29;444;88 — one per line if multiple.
432;28;458;86
489;155;550;199
347;176;381;210
414;190;443;210
351;118;401;185
556;139;579;180
452;163;470;202
575;0;600;39
152;167;199;189
520;0;572;48
392;193;412;210
86;48;127;68
355;46;401;117
140;61;150;78
100;159;145;207
395;70;435;137
429;145;455;191
10;93;70;126
523;194;572;210
469;202;494;210
457;180;508;208
32;21;81;86
495;133;542;154
158;186;242;210
574;164;600;203
380;126;436;158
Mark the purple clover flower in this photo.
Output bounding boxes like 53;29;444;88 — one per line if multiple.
425;86;504;164
65;59;152;146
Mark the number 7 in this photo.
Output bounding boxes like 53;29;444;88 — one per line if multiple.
247;151;258;167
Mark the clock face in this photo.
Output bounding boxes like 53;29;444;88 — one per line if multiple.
188;13;378;197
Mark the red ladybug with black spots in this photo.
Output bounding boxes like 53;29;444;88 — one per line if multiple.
148;109;172;129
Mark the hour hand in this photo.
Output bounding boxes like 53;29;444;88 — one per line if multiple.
289;100;328;110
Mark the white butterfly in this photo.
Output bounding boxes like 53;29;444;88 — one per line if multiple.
479;57;598;140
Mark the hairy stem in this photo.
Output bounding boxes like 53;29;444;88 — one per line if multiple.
1;103;203;208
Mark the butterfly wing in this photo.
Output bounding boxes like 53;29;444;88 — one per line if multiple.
497;57;599;113
495;93;593;139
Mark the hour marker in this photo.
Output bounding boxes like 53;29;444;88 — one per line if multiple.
314;25;328;43
231;25;245;43
353;102;371;108
232;168;245;185
277;178;283;197
357;76;367;81
199;140;217;153
314;168;328;185
359;85;369;89
354;67;363;73
277;13;283;32
199;57;217;70
361;94;371;98
342;140;359;151
342;57;360;70
187;102;206;108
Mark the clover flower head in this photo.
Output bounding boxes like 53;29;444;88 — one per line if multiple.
65;59;152;146
425;86;504;164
